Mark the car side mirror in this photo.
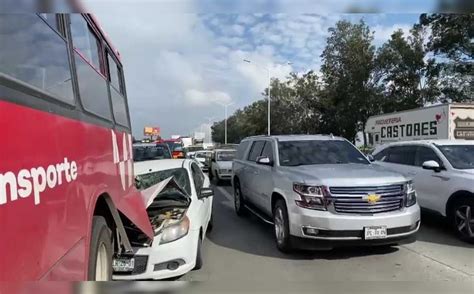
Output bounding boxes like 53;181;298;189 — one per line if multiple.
199;187;214;199
367;154;375;162
422;160;441;172
256;156;273;166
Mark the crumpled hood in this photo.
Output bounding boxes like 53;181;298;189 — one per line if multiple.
280;163;407;187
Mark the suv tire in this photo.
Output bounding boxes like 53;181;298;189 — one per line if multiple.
450;198;474;243
273;199;292;253
234;180;247;216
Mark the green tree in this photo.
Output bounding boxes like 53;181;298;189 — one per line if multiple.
420;13;473;101
320;20;381;144
376;26;440;112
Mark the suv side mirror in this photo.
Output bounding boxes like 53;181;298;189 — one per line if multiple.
367;154;375;162
199;187;214;199
256;156;273;166
422;160;441;172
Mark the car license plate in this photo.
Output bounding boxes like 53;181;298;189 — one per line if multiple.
364;226;387;240
112;257;135;272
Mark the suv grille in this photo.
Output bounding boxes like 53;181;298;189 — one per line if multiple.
329;185;404;214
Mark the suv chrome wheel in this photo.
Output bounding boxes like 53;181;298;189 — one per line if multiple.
455;205;473;238
274;207;285;244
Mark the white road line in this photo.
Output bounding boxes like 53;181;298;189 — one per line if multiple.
216;186;233;202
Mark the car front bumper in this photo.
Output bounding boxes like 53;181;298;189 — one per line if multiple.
287;204;420;249
113;229;200;280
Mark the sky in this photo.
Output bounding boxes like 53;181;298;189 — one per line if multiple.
85;1;423;139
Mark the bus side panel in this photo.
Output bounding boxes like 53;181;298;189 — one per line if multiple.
0;100;135;280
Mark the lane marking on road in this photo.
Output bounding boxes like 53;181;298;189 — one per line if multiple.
216;186;233;202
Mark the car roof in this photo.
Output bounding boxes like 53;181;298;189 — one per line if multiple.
243;134;345;142
214;148;236;152
134;159;190;175
379;139;474;148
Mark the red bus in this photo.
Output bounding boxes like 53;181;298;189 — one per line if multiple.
0;13;153;281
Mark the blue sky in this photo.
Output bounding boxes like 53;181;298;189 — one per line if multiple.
87;1;424;138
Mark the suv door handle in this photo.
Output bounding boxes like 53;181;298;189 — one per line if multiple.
407;172;417;176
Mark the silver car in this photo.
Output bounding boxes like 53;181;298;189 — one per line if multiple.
232;135;420;252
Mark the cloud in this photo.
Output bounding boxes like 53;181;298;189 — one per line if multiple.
185;90;232;106
372;24;412;44
86;4;417;138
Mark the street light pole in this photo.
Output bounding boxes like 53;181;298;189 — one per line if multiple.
213;101;234;144
243;59;291;136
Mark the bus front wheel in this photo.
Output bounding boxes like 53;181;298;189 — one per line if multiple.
87;216;113;281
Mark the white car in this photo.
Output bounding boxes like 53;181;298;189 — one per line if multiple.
372;140;474;242
209;149;236;183
194;150;213;172
113;159;214;280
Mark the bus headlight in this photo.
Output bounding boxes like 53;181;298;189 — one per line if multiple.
159;216;190;244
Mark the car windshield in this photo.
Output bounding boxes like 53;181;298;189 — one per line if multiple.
278;140;370;166
164;141;181;151
217;151;235;161
135;167;191;195
196;152;211;159
133;145;171;161
436;145;474;170
186;146;203;152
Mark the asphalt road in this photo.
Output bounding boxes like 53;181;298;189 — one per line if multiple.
182;182;474;282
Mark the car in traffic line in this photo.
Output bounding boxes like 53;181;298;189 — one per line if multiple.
113;159;214;280
194;150;213;172
184;145;204;159
209;149;236;183
372;140;474;243
133;143;172;161
232;135;420;252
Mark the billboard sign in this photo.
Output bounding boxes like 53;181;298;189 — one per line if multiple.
144;127;160;136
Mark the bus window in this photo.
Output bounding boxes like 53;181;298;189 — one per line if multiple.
107;52;122;92
110;86;129;127
0;14;74;104
70;14;102;73
74;53;112;120
39;13;62;35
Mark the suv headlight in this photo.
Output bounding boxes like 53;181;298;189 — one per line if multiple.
404;181;417;207
293;183;328;211
159;216;190;244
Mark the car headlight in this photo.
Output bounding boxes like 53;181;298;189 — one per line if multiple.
405;181;417;207
159;216;190;245
293;183;328;211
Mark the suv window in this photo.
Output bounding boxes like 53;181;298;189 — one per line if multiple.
247;141;265;162
416;146;443;167
386;146;417;166
260;141;274;162
191;163;204;191
236;141;250;160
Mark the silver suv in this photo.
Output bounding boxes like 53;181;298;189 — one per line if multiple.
232;135;420;252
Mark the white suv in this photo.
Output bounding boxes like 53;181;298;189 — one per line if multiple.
373;140;474;243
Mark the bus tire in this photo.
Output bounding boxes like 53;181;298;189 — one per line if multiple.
87;216;113;281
